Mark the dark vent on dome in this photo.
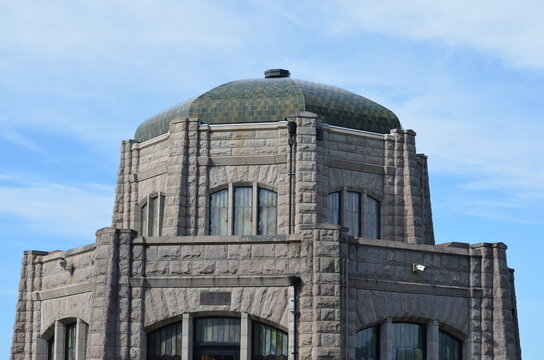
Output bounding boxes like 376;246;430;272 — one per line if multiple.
265;69;290;78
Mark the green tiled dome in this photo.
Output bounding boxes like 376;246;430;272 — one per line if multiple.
134;71;401;142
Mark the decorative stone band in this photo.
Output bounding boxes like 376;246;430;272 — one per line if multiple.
33;282;92;301
132;233;302;245
323;157;394;175
130;276;293;288
350;277;483;298
197;155;288;166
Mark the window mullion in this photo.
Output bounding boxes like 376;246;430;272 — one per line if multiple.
252;183;258;235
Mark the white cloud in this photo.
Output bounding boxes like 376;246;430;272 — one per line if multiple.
0;176;113;240
324;0;544;70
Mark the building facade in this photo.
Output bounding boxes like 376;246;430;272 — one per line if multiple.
11;69;521;360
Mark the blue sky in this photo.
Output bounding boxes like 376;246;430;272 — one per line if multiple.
1;0;543;358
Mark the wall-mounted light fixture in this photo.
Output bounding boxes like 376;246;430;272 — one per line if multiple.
59;257;75;275
412;263;426;273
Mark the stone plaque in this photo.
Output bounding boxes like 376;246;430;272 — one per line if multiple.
200;291;231;305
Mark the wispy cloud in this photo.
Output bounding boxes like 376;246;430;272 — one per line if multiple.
323;0;544;70
0;175;113;240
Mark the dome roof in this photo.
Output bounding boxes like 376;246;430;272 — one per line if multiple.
134;70;401;142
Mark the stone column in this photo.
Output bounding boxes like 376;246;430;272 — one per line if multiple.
181;313;193;360
426;320;439;360
112;140;137;230
380;318;393;360
240;313;251;360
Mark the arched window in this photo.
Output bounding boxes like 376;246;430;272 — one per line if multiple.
40;319;87;360
392;323;425;360
327;191;341;225
194;317;240;359
355;325;379;360
439;331;462;360
366;196;380;239
209;186;277;235
252;321;288;360
147;321;182;360
141;193;165;236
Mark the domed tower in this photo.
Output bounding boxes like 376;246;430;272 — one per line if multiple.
11;70;521;360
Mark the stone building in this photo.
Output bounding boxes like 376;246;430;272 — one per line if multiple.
11;69;521;360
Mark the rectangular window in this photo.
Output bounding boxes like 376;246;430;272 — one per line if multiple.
327;192;341;225
234;187;252;235
65;324;76;360
210;190;228;235
141;203;148;236
366;196;380;239
346;191;361;236
258;188;277;235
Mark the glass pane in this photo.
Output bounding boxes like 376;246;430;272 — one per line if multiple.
47;336;54;360
147;321;182;359
65;324;76;360
195;318;240;345
355;326;379;360
366;196;380;239
141;203;148;236
149;197;156;236
439;331;462;360
258;189;277;235
327;192;341;225
210;190;228;235
234;187;252;235
392;323;425;360
252;321;288;359
346;192;361;236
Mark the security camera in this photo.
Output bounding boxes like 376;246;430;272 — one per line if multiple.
412;263;426;273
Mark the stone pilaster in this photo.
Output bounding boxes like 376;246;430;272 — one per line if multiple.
197;124;210;235
311;225;342;359
470;242;521;360
87;227;136;360
388;129;427;244
10;250;47;360
113;140;137;230
416;154;434;244
185;118;200;235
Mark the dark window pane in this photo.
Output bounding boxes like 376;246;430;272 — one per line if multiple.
210;190;228;235
194;317;240;345
258;189;277;235
252;321;288;359
147;321;183;359
65;324;76;360
439;331;462;360
327;192;341;225
392;323;425;360
141;203;148;236
355;325;379;360
346;192;361;236
366;196;380;239
234;187;252;235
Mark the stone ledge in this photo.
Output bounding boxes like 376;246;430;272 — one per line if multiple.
131;276;294;288
198;155;287;166
41;243;96;263
133;234;302;246
350;277;482;298
34;282;92;301
349;237;475;256
135;165;167;181
324;124;390;140
323;157;385;175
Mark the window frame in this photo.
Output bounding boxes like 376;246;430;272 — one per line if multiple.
139;192;165;237
208;183;278;236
